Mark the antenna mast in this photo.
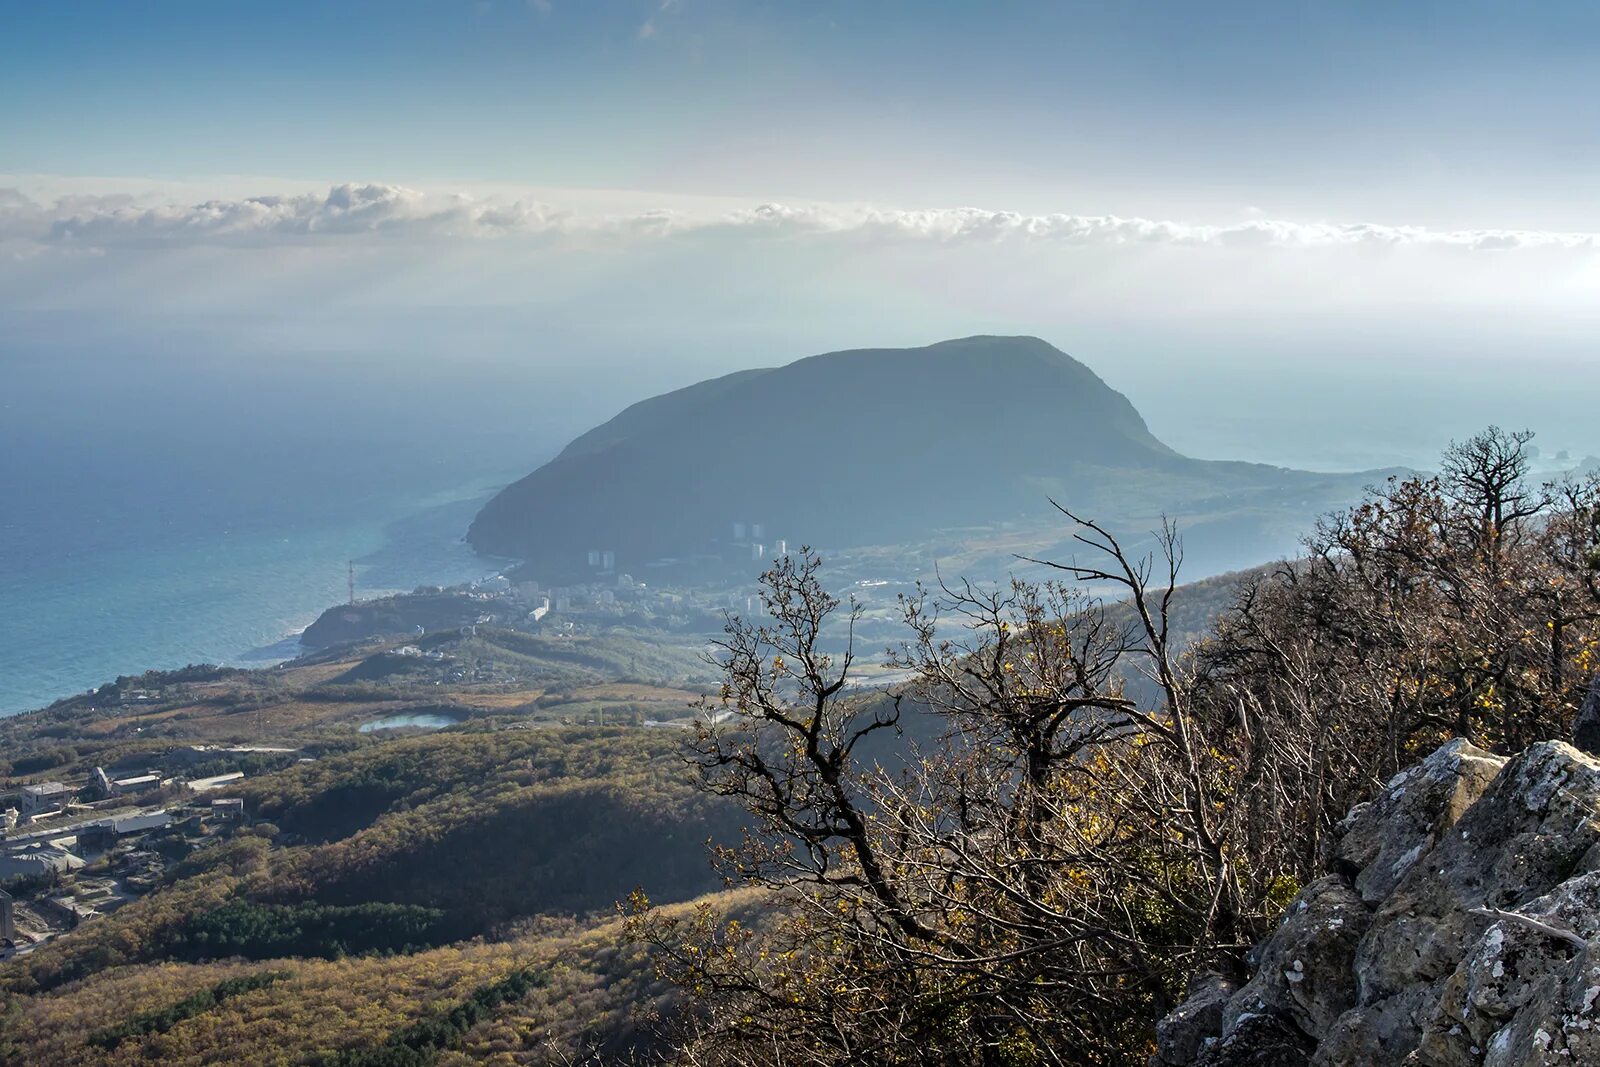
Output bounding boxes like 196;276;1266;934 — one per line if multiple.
348;560;356;605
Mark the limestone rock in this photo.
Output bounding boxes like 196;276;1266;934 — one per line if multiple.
1312;986;1434;1067
1155;974;1239;1066
1158;739;1600;1067
1327;738;1506;905
1415;871;1600;1066
1356;742;1600;1010
1192;1011;1314;1067
1220;877;1372;1042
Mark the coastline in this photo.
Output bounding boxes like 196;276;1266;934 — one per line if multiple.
0;487;512;718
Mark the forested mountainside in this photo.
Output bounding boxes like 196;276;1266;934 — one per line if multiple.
0;606;749;1066
1;888;769;1067
468;336;1385;580
0;726;746;1066
6;428;1598;1067
2;728;738;995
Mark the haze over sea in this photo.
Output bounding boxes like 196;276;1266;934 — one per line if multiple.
0;336;582;716
3;325;1595;717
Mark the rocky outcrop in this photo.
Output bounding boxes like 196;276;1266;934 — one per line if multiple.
1155;975;1239;1066
1327;738;1508;906
1156;739;1600;1066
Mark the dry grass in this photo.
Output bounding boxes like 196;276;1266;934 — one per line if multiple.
570;683;705;705
441;689;546;709
3;890;760;1067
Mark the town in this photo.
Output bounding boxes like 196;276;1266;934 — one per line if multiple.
0;744;297;959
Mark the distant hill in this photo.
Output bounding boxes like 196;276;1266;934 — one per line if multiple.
468;336;1383;580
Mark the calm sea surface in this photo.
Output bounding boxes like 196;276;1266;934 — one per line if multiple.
0;343;581;715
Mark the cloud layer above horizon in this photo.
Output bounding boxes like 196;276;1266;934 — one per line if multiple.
6;176;1600;424
7;182;1600;254
5;176;1599;478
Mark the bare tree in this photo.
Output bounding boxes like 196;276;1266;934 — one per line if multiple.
629;430;1600;1067
1197;431;1600;841
1440;426;1543;551
632;524;1283;1065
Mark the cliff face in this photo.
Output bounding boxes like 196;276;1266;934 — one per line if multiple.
1157;738;1600;1067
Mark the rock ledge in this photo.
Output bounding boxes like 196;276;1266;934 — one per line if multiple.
1156;740;1600;1067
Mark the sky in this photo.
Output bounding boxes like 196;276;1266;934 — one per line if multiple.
7;1;1600;222
3;0;1600;468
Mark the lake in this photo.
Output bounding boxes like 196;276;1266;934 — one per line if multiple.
358;712;462;733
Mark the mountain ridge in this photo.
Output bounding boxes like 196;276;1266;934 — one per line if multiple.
467;336;1364;580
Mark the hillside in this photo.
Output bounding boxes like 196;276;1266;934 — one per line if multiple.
0;616;745;1065
0;726;738;989
0;887;765;1066
468;336;1375;580
0;553;1270;1064
0;649;748;1065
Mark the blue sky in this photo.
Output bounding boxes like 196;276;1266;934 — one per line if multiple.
7;1;1599;224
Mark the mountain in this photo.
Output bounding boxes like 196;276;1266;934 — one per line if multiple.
467;336;1373;580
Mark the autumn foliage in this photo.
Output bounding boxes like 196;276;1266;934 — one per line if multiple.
630;428;1600;1066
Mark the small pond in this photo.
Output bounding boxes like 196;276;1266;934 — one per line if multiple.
358;712;461;733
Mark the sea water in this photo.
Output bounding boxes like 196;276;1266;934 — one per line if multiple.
0;341;586;715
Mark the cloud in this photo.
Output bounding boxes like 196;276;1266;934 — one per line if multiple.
750;205;1600;252
29;184;568;245
2;182;1598;255
638;0;678;39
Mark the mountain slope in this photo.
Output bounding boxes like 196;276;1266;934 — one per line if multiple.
467;336;1347;578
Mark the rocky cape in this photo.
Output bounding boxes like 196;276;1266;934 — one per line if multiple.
299;590;495;650
1156;733;1600;1066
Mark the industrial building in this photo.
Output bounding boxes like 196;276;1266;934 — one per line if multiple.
210;798;245;821
19;782;72;818
80;810;176;850
0;843;85;881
